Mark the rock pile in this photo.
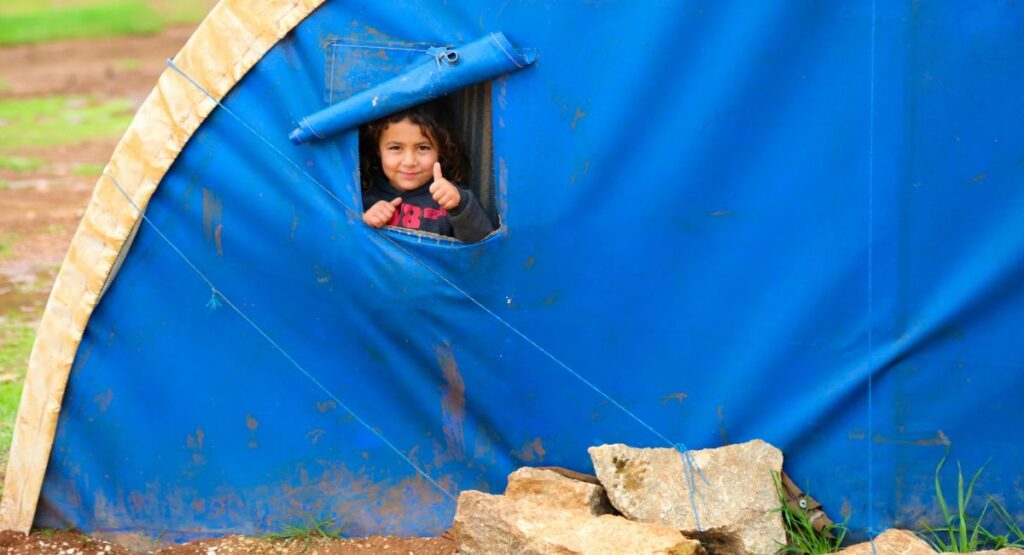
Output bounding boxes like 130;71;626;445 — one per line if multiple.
452;439;785;555
451;438;1024;554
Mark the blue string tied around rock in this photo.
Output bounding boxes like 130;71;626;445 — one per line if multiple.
674;442;710;533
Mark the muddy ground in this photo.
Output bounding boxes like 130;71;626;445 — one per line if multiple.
0;24;455;555
0;529;455;555
0;25;198;312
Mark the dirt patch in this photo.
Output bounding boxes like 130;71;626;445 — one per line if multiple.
0;150;97;313
0;29;202;288
0;27;201;286
0;530;457;554
0;25;196;102
152;534;457;555
0;153;95;265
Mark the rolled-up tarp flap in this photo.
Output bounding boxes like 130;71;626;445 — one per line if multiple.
288;32;535;145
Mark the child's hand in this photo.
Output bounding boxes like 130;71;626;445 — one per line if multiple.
428;162;461;210
363;197;402;228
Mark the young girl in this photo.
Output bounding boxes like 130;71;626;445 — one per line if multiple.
359;103;494;243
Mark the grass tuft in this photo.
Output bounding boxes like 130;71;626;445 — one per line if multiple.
114;58;140;71
147;0;213;27
991;499;1024;547
0;96;134;150
32;526;73;539
0;316;34;374
918;449;1024;551
265;514;346;547
0;155;42;172
72;163;105;176
0;232;20;260
773;471;848;554
0;314;36;487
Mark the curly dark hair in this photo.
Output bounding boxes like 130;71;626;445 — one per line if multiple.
359;102;470;191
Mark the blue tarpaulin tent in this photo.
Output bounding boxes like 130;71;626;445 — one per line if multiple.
3;0;1023;547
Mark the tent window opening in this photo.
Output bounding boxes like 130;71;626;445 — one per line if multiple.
356;85;498;242
302;35;535;242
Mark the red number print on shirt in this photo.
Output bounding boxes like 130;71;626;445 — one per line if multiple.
387;204;448;229
401;204;422;228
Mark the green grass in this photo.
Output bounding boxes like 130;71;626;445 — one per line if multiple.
918;450;1024;552
148;1;213;27
0;315;36;481
72;163;105;176
114;58;140;71
0;316;33;376
0;263;50;494
0;1;160;45
0;96;134;150
773;471;848;554
0;156;42;172
0;0;214;46
992;500;1024;546
265;515;346;547
0;233;20;260
32;526;75;540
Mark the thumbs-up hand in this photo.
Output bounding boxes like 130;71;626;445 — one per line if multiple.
428;162;461;210
363;196;402;228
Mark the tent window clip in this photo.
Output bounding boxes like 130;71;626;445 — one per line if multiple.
427;46;460;66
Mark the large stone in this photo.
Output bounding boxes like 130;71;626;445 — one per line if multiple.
453;490;705;555
589;439;785;555
504;467;615;515
837;530;1024;555
836;529;935;554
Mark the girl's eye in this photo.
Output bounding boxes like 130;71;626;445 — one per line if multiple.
387;145;401;151
418;145;433;152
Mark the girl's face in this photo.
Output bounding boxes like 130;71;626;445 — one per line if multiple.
378;118;439;191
